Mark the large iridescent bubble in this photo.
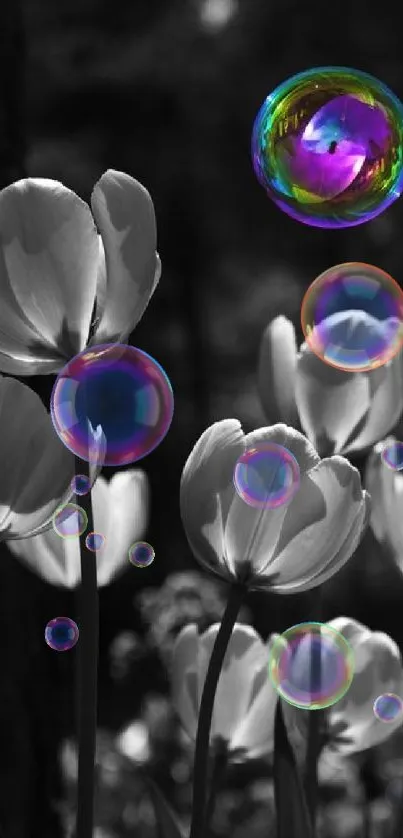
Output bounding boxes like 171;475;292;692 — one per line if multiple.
50;344;174;466
268;622;354;710
301;262;403;371
252;67;403;228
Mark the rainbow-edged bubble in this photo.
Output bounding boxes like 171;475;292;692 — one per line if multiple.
71;474;92;496
50;343;174;466
233;442;300;509
252;66;403;228
53;503;88;538
373;693;403;722
301;262;403;371
381;440;403;471
128;541;155;568
268;622;355;709
85;532;105;551
45;617;79;651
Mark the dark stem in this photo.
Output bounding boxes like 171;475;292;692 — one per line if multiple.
362;795;371;838
204;742;229;836
189;583;247;838
74;455;99;838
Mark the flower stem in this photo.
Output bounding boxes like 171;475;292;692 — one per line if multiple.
74;455;99;838
189;582;246;838
204;742;229;836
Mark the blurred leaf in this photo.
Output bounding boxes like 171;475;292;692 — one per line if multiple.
141;771;185;838
273;701;313;838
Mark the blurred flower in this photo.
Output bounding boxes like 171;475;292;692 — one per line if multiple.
171;622;279;761
0;169;160;375
364;436;403;568
135;570;250;665
108;631;145;681
258;315;403;456
0;375;77;539
8;470;149;587
180;420;369;593
292;618;403;756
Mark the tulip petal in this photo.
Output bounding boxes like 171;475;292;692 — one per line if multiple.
365;439;403;562
195;623;272;747
295;345;371;454
90;170;159;343
95;470;149;586
224;425;323;578
180;419;245;581
327;618;403;754
8;524;81;588
0;178;99;372
342;352;403;454
272;490;369;594
0;377;75;539
172;624;200;740
254;457;365;589
257;317;299;426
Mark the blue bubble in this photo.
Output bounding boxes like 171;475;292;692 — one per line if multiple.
50;344;174;466
53;503;88;538
85;532;105;551
71;474;92;496
373;693;403;722
381;441;403;471
128;541;155;568
45;617;79;651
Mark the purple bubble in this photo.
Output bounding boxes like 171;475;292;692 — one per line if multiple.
233;442;300;509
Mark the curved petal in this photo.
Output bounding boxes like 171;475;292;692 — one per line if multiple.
180;419;245;582
257;317;299;427
95;470;149;586
327;618;403;754
270;490;369;594
224;425;322;579
171;624;200;740
295;345;371;455
0;377;75;539
342;352;403;454
0;178;99;373
90;170;159;343
251;457;366;590
7;523;81;588
365;439;403;562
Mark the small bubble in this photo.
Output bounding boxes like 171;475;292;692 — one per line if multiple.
85;532;105;551
71;474;92;496
45;617;79;651
233;442;300;509
128;541;155;568
53;503;88;538
381;440;403;471
373;693;403;722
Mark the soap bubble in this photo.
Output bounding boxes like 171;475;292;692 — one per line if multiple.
50;343;174;466
45;617;79;651
268;621;354;709
85;532;105;551
301;262;403;371
128;541;155;568
373;693;403;722
71;474;92;496
381;440;403;471
252;66;403;228
233;442;300;509
53;503;88;538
